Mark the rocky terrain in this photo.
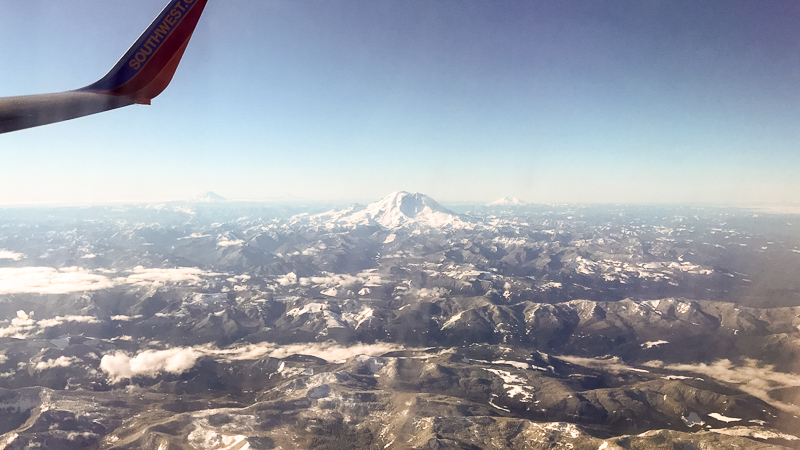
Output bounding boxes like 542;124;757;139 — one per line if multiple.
1;192;800;449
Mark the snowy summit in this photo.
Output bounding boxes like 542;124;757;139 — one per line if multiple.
487;197;526;206
195;192;227;203
321;191;469;229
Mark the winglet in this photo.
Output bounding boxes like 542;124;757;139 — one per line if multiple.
79;0;208;104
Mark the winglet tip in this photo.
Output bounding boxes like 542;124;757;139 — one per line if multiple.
82;0;207;103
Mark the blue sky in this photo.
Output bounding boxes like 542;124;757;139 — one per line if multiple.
1;0;799;206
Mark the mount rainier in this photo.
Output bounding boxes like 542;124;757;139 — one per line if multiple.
309;191;472;229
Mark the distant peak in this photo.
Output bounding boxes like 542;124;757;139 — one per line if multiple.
487;197;526;206
196;192;227;203
383;191;414;201
373;192;452;217
316;191;469;229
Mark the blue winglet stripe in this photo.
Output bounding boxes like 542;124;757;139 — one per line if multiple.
81;0;202;93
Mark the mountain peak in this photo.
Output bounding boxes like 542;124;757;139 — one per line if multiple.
379;191;450;217
487;197;526;206
196;192;227;203
324;191;468;229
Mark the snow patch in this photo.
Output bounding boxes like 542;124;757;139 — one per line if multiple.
681;412;704;427
491;360;531;370
486;368;535;402
187;426;249;450
641;340;669;349
286;303;327;317
441;311;465;329
708;412;741;423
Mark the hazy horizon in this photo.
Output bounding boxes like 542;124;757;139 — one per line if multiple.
1;190;799;216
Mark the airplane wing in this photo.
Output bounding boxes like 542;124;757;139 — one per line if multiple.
0;0;208;135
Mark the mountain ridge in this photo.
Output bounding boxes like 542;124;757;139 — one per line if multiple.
195;191;227;203
488;197;527;206
314;191;471;229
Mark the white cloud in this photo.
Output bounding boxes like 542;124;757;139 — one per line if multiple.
276;272;298;286
0;250;24;261
0;267;115;294
34;356;79;371
0;311;37;339
0;312;104;338
99;342;404;382
37;315;100;328
100;348;201;382
307;274;365;287
559;355;650;375
180;233;211;239
289;273;373;289
206;341;404;362
217;239;245;247
0;354;7;365
644;358;800;415
266;342;403;361
11;310;34;327
81;254;97;259
0;265;223;295
119;266;220;286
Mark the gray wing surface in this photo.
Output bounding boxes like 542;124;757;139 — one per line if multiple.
0;93;135;134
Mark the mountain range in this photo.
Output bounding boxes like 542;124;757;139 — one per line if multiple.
0;194;799;448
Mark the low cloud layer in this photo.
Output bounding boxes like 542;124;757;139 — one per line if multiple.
99;342;405;382
561;355;800;415
0;267;115;295
0;311;103;339
0;266;220;295
222;342;404;362
559;355;651;375
37;315;100;328
123;266;219;286
644;358;800;415
275;272;379;289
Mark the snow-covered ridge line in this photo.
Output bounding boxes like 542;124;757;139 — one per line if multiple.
304;191;474;230
487;197;527;206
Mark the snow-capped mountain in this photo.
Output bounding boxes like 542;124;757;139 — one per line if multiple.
487;197;526;206
195;191;227;203
318;191;470;229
